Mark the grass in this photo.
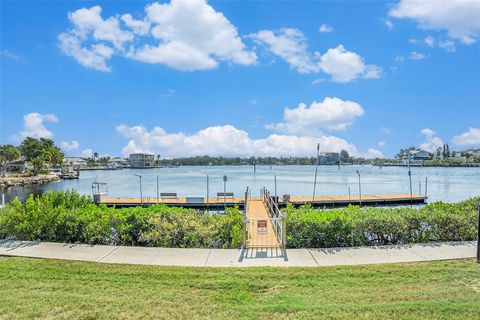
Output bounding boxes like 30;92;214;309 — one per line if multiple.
0;257;479;319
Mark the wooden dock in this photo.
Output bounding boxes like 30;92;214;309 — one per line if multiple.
98;193;427;208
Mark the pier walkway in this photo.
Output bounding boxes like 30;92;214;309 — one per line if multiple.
0;240;476;267
99;193;427;208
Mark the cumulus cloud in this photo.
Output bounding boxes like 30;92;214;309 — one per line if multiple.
250;28;318;74
14;113;58;141
319;24;333;33
267;97;365;135
452;127;480;146
389;0;480;45
59;1;256;72
116;124;361;158
251;29;381;82
419;128;443;152
318;45;381;82
378;140;386;147
61;140;80;151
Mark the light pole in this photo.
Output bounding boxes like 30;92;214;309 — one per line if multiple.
134;174;143;205
313;143;320;201
356;170;361;206
408;150;413;206
156;175;159;204
223;175;227;211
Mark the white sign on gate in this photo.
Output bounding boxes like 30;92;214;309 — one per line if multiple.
257;220;267;234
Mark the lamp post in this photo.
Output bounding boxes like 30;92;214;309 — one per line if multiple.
408;150;413;206
156;175;159;204
134;174;143;206
313;143;320;201
223;175;227;211
356;170;361;206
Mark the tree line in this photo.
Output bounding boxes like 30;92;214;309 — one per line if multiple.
0;137;64;174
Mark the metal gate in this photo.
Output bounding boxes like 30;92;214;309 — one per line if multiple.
243;187;286;248
244;217;285;248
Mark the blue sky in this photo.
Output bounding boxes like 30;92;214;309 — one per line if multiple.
1;0;479;158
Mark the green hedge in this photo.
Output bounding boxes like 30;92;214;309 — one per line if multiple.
285;198;479;248
0;190;243;248
0;190;478;248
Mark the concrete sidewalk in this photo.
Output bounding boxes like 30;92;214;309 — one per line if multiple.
0;240;476;267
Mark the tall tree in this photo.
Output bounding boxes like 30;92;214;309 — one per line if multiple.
19;137;64;174
0;144;21;163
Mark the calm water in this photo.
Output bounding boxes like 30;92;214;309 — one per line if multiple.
3;165;479;204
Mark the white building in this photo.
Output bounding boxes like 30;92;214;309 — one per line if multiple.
318;152;340;165
108;157;129;168
402;150;432;164
129;153;155;167
63;157;87;168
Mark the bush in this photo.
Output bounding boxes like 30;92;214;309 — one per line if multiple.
0;190;477;249
0;190;243;248
285;197;479;248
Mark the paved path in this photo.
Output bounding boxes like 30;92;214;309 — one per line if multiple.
0;240;476;267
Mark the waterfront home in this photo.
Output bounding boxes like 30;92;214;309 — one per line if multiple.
129;153;155;168
108;157;129;168
63;157;87;169
318;152;340;165
401;149;432;164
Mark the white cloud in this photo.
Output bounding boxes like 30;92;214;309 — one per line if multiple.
267;97;365;134
312;78;325;85
81;149;94;158
424;35;435;47
385;20;394;30
250;28;319;74
378;140;386;147
438;39;456;52
319;24;333;33
318;45;381;82
389;0;480;44
120;14;150;35
14;113;58;141
251;29;381;82
130;0;256;70
59;1;256;72
61;140;80;151
409;51;427;60
365;148;384;159
452;127;480;146
419;128;443;152
116;124;362;158
58;33;115;72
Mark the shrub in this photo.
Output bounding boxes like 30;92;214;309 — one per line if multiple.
286;197;479;248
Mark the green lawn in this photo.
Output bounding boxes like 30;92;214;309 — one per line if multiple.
0;257;479;319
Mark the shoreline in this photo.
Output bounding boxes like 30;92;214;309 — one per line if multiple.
0;174;60;190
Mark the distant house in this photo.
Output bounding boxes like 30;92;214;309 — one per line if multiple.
3;160;27;173
129;153;155;168
464;148;480;156
108;157;129;168
402;150;432;164
318;152;340;165
63;157;87;168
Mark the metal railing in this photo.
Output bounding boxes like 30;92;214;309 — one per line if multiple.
243;187;286;248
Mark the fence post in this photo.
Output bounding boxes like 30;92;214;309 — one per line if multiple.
243;217;247;249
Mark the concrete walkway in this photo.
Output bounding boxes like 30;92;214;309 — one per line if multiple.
0;240;476;267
